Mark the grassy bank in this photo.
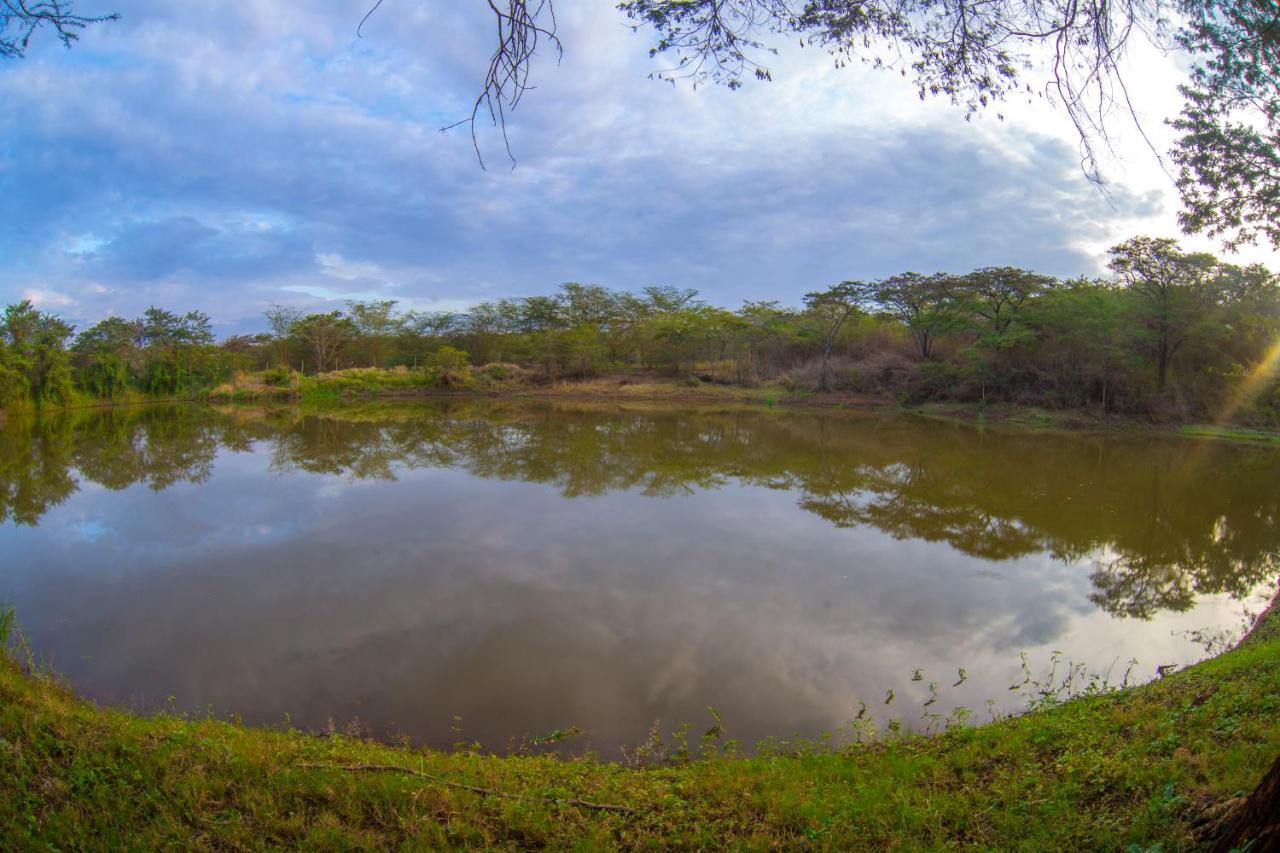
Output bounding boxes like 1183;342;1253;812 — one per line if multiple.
5;372;1280;453
206;366;1280;445
0;387;198;419
1176;424;1280;446
1;593;1278;850
207;366;872;409
900;400;1280;446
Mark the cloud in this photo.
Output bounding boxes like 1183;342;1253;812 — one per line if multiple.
0;0;1233;333
22;287;76;308
84;215;315;281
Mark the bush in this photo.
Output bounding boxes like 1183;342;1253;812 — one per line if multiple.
0;355;30;407
902;360;965;403
779;353;919;395
475;363;533;387
261;366;298;388
425;346;473;388
835;352;918;395
37;357;75;406
79;353;130;399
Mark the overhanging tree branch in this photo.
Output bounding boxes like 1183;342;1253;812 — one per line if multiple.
361;0;565;169
0;0;118;59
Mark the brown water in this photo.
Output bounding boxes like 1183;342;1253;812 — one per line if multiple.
1;401;1275;754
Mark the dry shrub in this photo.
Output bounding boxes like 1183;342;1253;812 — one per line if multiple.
839;351;919;394
781;352;920;395
477;363;533;384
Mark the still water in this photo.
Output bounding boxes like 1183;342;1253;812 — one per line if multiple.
1;402;1275;753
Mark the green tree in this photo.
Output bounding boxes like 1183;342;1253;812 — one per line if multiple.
73;316;140;398
650;308;712;376
958;267;1056;393
348;300;403;367
264;304;302;368
641;286;701;314
516;295;565;333
554;324;609;377
1172;0;1280;249
1108;237;1220;392
873;273;958;360
134;307;220;395
0;338;28;406
960;267;1054;340
465;301;522;364
1;300;74;405
73;316;138;357
558;283;623;329
804;281;871;391
141;307;213;347
735;301;806;383
80;352;130;398
292;312;355;374
1027;278;1133;410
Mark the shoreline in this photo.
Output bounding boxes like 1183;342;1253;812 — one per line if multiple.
6;376;1280;446
2;586;1277;848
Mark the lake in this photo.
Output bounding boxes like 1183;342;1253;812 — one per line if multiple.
1;401;1275;755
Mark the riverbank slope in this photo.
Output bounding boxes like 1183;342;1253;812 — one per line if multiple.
203;365;1280;440
4;366;1279;446
1;589;1278;849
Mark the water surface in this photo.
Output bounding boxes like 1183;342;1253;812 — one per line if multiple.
1;402;1275;753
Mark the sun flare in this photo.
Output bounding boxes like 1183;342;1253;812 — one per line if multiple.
1215;338;1280;425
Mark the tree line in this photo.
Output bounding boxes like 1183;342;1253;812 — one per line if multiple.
0;302;238;408
1;236;1277;421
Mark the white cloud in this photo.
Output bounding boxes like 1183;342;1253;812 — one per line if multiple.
0;1;1272;334
22;287;76;308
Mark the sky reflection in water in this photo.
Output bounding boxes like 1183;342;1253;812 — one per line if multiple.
1;402;1275;754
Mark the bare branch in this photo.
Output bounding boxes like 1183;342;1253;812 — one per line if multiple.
0;0;118;58
364;1;562;168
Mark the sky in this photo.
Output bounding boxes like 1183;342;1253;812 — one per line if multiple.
1;1;1274;335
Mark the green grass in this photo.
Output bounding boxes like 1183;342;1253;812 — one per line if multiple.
1178;424;1280;445
203;368;886;411
299;367;436;402
901;401;1120;433
2;598;1278;850
0;387;191;418
204;367;443;405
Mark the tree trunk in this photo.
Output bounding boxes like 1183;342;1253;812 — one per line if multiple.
909;328;925;360
1207;753;1280;853
818;339;832;392
1157;339;1169;392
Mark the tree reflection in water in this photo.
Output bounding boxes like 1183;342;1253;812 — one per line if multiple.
2;401;1275;619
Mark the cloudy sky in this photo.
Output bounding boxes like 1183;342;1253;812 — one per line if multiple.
1;1;1272;334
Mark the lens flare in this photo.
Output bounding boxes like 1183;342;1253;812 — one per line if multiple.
1214;339;1280;426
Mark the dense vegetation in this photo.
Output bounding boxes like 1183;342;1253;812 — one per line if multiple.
0;302;237;410
1;236;1278;422
1;585;1277;849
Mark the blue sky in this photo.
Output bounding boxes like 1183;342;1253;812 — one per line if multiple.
0;1;1262;334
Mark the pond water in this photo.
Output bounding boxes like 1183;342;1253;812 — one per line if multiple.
1;402;1275;754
